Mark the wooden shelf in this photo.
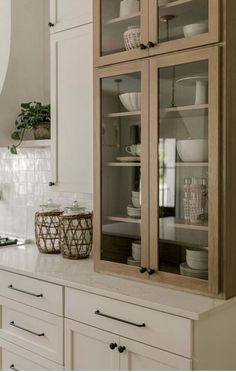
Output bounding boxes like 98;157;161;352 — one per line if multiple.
164;218;208;231
106;162;141;167
108;216;141;224
106;111;141;118
20;140;51;148
161;104;208;118
175;162;208;167
106;12;141;25
159;0;192;9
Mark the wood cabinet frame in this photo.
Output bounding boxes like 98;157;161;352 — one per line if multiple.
149;47;220;295
93;0;149;67
94;60;150;280
149;0;220;56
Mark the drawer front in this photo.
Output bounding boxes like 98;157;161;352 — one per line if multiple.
1;349;63;371
0;270;63;316
65;288;192;358
0;297;63;364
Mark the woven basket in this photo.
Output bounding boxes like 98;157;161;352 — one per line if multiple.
59;212;93;260
35;210;63;254
123;26;141;50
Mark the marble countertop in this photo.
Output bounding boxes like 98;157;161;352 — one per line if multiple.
0;243;232;320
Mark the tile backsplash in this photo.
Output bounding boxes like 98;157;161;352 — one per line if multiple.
0;147;93;239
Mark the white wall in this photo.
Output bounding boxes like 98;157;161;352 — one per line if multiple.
0;0;50;146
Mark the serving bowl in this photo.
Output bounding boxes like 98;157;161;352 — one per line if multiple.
183;22;208;38
119;92;141;112
186;248;208;259
127;205;141;218
177;139;208;162
186;256;208;270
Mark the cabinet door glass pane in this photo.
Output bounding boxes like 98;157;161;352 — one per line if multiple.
101;0;141;56
158;60;209;281
158;0;208;43
101;73;142;267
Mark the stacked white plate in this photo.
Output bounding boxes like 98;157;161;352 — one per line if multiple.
180;248;208;280
127;205;141;218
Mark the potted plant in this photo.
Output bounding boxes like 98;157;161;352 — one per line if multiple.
9;102;51;154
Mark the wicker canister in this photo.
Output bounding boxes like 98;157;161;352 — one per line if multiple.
123;26;141;50
35;210;63;254
59;212;93;260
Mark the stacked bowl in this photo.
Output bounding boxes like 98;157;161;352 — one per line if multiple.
180;248;208;280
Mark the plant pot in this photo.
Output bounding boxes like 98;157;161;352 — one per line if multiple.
34;122;50;140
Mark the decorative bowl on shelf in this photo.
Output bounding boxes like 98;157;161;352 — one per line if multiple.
183;22;208;38
123;26;141;50
177;139;208;162
119;92;141;111
127;205;141;218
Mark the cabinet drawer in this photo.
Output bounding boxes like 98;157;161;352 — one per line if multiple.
0;297;63;364
65;288;192;358
0;270;63;315
1;343;63;371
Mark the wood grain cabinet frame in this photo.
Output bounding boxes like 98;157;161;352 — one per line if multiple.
149;47;220;296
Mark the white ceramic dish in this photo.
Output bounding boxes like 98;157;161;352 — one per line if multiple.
186;256;208;270
183;22;208;38
180;262;208;280
132;191;141;208
120;0;139;17
186;248;208;259
127;205;141;218
127;256;141;267
119;92;141;112
177;139;208;162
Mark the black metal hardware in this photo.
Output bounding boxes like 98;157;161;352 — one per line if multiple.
147;41;155;48
9;321;45;337
118;346;126;353
139;267;147;274
95;310;145;328
8;285;43;298
109;343;117;350
147;268;155;275
48;22;55;27
10;365;18;371
49;182;55;187
140;43;147;50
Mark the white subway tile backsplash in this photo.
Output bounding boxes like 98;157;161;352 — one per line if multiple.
0;147;93;238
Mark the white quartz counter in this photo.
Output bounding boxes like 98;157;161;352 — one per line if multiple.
0;243;232;320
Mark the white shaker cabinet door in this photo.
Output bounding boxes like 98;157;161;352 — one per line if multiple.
50;0;92;33
65;319;119;371
119;338;192;371
51;23;93;193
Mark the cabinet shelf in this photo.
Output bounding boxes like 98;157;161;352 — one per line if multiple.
20;140;51;148
106;162;141;167
108;216;141;224
175;162;208;167
106;12;141;26
159;0;192;9
105;111;141;118
163;217;208;231
161;104;208;118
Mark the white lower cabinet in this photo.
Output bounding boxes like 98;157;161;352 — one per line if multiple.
65;319;192;371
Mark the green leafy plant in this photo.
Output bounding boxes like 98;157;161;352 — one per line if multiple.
9;102;50;154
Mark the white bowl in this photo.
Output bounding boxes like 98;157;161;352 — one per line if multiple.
132;198;141;208
177;140;208;162
186;257;208;270
119;93;141;112
127;205;141;218
186;248;208;259
183;22;208;38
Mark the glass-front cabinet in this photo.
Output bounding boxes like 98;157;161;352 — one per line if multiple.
94;61;149;279
94;0;219;66
94;47;220;295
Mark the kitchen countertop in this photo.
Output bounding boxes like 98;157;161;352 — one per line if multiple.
0;243;232;321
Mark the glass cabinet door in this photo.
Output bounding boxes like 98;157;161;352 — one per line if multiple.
94;61;149;278
94;0;149;67
149;47;219;294
149;0;220;55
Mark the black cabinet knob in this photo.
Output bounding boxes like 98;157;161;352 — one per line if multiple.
49;182;55;187
147;41;155;48
48;22;55;27
140;43;147;50
147;268;155;275
109;343;117;350
139;267;147;274
118;346;126;353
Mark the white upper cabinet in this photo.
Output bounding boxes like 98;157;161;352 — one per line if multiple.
50;23;93;193
49;0;92;33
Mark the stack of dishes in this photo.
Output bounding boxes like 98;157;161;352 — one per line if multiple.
127;205;141;218
127;241;141;267
180;248;208;280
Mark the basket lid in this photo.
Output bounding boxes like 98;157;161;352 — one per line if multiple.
63;201;86;216
40;199;61;212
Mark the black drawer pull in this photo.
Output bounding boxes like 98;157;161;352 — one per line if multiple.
9;321;45;337
8;285;43;298
10;365;18;371
118;346;126;353
95;310;145;328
